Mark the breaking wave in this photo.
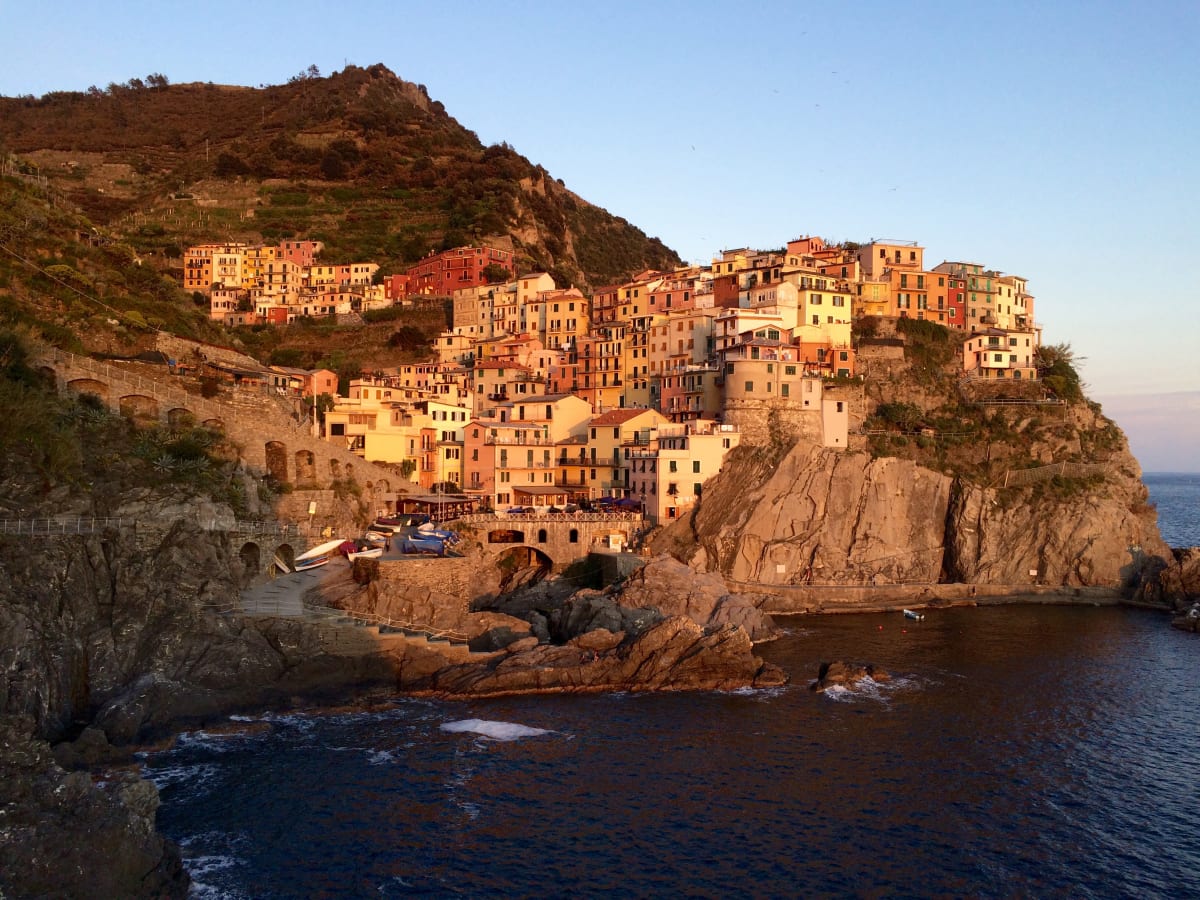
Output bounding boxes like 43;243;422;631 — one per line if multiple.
819;674;921;704
440;718;553;741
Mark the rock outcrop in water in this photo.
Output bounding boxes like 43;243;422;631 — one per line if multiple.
810;660;891;693
0;715;188;898
422;616;786;696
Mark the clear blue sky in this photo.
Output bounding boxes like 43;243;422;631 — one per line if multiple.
2;1;1198;470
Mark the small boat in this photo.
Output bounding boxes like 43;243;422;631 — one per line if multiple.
348;547;383;561
292;538;346;572
902;609;925;621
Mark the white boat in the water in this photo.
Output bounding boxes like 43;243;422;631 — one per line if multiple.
292;538;345;572
902;609;925;621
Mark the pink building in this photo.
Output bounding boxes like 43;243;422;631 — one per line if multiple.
277;240;324;268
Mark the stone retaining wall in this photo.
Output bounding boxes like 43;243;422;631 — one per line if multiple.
737;580;1122;615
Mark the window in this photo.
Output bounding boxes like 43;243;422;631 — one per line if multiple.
745;381;754;392
836;401;844;413
782;383;790;398
785;365;796;375
669;460;677;473
692;460;700;473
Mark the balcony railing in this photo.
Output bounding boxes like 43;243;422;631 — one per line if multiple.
485;434;555;446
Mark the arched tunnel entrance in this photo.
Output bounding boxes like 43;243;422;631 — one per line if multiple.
239;541;261;586
493;545;553;594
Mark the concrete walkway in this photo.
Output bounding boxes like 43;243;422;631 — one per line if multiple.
240;567;329;617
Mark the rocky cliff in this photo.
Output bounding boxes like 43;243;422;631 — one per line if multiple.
654;404;1171;596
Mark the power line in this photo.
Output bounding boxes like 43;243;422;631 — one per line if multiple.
0;240;165;335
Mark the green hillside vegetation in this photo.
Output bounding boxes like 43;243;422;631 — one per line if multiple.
856;318;1121;494
0;329;245;512
0;171;455;383
0;172;223;351
0;64;682;289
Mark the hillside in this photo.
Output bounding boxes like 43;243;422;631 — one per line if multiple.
0;64;682;290
652;317;1173;592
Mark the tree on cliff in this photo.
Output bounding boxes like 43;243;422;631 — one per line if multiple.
1037;343;1085;403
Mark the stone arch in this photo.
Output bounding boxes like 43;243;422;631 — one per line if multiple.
239;541;261;585
167;407;197;429
265;441;288;483
119;393;158;423
493;545;553;594
488;529;526;544
375;478;389;493
537;528;548;543
569;528;579;543
295;449;316;484
68;378;107;400
274;543;297;572
202;417;226;432
329;458;342;478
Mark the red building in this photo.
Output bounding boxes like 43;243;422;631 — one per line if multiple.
406;245;516;296
945;274;966;329
382;273;413;301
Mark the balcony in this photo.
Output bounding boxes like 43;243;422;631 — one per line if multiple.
485;434;555;446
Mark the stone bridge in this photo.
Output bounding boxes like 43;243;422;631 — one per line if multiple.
452;512;644;575
35;346;404;515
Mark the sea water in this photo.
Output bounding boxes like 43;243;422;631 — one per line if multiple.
144;604;1200;898
1144;471;1200;548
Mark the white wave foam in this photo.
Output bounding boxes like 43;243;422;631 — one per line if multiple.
184;853;244;900
142;762;221;792
365;749;396;765
440;718;552;741
174;730;260;753
819;674;921;704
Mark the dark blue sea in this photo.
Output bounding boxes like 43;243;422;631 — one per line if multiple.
145;602;1200;899
1144;471;1200;548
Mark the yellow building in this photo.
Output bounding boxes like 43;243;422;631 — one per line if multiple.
566;407;669;499
241;245;277;291
627;421;741;525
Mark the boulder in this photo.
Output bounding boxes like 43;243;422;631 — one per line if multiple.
463;612;534;652
51;726;133;770
810;660;891;693
413;616;787;697
570;629;624;653
612;555;779;642
1171;602;1200;634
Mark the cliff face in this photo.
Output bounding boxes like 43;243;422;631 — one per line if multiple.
656;434;1168;592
